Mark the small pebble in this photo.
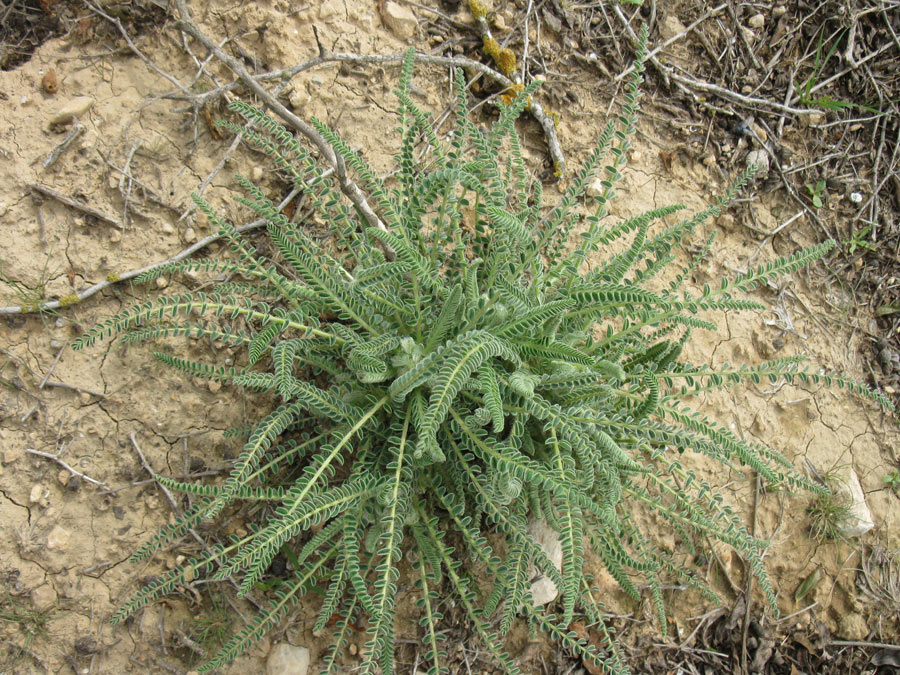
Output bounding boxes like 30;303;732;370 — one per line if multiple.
850;192;863;203
382;1;418;40
30;484;45;504
208;380;222;394
3;447;23;463
42;69;59;94
66;475;82;492
748;13;765;29
746;149;769;179
251;166;264;182
47;525;71;550
49;339;62;349
348;643;358;656
773;5;787;17
156;276;169;289
74;637;99;655
184;227;197;243
57;470;70;486
48;96;94;126
161;221;175;234
78;391;92;405
109;229;122;243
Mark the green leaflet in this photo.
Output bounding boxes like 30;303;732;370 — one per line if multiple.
415;330;518;460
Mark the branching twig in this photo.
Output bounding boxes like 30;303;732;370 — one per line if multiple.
30;183;122;228
466;2;565;175
41;121;85;170
0;187;302;315
26;448;111;490
173;0;388;234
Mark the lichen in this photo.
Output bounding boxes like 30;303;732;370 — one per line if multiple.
495;47;517;76
58;294;80;307
468;0;489;20
106;272;121;283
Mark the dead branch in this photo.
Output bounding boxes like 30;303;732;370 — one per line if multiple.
173;0;388;235
30;183;122;228
0;187;302;316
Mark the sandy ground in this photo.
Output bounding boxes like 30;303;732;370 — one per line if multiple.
1;1;898;673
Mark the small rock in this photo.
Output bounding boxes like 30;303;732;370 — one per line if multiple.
492;13;507;31
49;339;63;349
702;153;717;167
31;584;57;611
659;14;687;41
348;643;358;656
30;484;45;504
161;221;176;234
109;229;122;243
748;13;765;29
66;475;82;492
716;212;734;229
78;391;92;405
48;96;94;126
746;149;769;179
208;379;222;394
74;636;99;655
773;6;787;17
47;525;71;550
527;519;562;607
834;467;874;537
251;166;264;182
156;276;169;289
42;69;59;95
289;87;310;111
184;227;197;243
3;446;24;464
586;177;605;198
57;470;70;486
266;643;310;675
839;612;868;640
751;122;768;143
803;112;826;126
383;1;418;40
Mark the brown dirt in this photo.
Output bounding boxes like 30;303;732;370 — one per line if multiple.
1;1;898;674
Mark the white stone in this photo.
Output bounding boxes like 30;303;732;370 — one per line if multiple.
527;519;562;607
835;467;874;537
748;13;765;29
383;2;418;40
30;484;45;504
746;149;769;179
266;643;310;675
47;525;71;551
48;96;94;126
184;227;197;243
586;177;606;198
